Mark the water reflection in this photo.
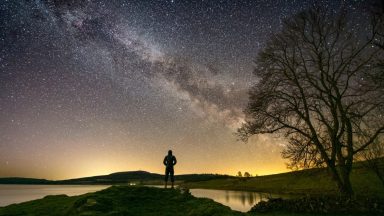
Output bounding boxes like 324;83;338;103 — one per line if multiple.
0;184;110;207
190;189;287;212
0;184;290;212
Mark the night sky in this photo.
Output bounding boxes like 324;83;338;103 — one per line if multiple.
0;0;372;179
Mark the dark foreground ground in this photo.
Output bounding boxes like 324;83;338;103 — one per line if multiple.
1;186;383;216
0;186;240;216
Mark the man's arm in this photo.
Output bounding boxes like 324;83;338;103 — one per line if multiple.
173;156;177;165
163;157;167;166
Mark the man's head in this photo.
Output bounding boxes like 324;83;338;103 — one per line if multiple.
168;150;172;155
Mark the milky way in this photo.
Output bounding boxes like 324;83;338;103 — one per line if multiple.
0;0;372;179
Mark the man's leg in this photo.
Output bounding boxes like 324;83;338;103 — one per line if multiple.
165;168;169;188
170;168;174;189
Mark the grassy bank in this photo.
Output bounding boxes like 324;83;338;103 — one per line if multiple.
182;163;384;198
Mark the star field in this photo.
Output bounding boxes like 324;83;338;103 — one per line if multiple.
0;0;373;179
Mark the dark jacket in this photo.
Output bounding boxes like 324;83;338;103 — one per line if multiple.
163;155;177;168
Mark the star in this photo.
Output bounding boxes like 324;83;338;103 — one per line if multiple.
0;0;372;179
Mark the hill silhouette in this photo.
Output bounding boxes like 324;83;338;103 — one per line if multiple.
0;177;51;184
0;170;233;185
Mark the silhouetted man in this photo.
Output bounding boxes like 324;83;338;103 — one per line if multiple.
163;150;177;188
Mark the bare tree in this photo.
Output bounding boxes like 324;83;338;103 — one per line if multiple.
356;1;384;188
238;8;384;196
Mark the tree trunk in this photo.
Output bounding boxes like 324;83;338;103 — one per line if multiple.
328;163;354;197
339;168;354;197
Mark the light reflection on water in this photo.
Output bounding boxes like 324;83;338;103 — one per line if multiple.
0;184;110;207
190;189;280;212
149;185;290;212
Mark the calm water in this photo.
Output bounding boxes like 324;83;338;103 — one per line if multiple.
190;189;289;212
0;185;289;212
0;184;110;207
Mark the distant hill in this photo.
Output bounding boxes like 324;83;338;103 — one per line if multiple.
56;170;163;184
0;177;52;184
0;170;234;185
